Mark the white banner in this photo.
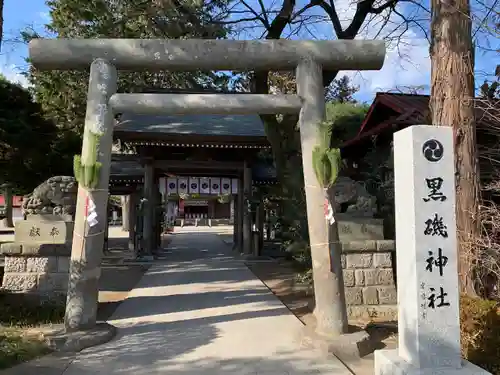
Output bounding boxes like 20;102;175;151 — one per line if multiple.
200;177;210;194
167;177;178;195
178;177;188;194
221;178;231;194
231;178;238;194
210;177;221;195
189;177;199;194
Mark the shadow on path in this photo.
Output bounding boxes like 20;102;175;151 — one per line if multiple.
60;228;351;375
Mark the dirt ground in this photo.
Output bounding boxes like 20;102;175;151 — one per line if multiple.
246;260;316;324
0;228;173;371
246;257;398;375
0;226;171;323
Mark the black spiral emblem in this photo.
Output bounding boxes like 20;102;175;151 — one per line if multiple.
422;139;444;162
201;183;209;190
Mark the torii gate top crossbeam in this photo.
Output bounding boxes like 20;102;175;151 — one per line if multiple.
29;39;385;71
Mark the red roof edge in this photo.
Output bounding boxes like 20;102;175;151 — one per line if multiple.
377;93;425;113
343;120;394;148
342;111;417;149
357;93;432;137
356;94;381;136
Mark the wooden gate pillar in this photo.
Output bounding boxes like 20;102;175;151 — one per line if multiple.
142;159;154;256
243;162;253;254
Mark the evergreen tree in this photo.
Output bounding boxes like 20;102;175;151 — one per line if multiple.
325;75;359;103
480;65;500;99
25;0;232;139
326;102;369;145
0;74;65;226
0;74;60;192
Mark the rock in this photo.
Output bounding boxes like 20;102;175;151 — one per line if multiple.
331;176;358;205
331;176;377;217
22;176;78;219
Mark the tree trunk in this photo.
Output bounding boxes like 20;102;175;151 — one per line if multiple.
430;0;479;295
2;185;14;228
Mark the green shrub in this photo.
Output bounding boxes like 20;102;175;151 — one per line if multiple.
0;329;52;369
0;292;65;327
460;295;500;374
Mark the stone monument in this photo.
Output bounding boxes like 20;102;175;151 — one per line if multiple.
332;176;382;241
331;176;398;321
374;126;490;374
0;176;77;303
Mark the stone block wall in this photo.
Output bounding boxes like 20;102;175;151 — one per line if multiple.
0;242;70;303
341;240;397;322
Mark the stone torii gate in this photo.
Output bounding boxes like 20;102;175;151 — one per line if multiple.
29;39;385;343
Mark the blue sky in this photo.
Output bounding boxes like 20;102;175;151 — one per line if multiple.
0;0;49;80
0;0;497;103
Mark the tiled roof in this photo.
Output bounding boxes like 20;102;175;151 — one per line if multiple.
343;93;499;149
115;114;266;137
356;93;430;136
113;90;266;138
374;92;430;114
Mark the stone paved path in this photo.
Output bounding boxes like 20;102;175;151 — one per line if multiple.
61;227;352;375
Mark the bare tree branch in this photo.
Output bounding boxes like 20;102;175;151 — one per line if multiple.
257;0;271;27
372;0;399;14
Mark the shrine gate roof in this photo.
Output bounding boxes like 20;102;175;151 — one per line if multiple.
115;114;265;137
109;159;277;185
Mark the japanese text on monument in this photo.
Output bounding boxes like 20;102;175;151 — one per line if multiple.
421;139;451;315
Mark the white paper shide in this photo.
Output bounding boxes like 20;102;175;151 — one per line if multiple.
324;198;335;225
86;197;98;228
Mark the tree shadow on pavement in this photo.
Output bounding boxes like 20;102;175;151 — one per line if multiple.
63;307;321;375
103;288;284;320
59;307;349;375
134;263;256;288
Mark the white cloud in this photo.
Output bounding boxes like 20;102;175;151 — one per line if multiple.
35;11;52;26
346;32;431;97
0;64;29;87
332;0;431;97
38;11;50;23
234;0;431;97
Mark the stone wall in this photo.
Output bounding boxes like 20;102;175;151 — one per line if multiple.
341;239;397;322
0;242;70;303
